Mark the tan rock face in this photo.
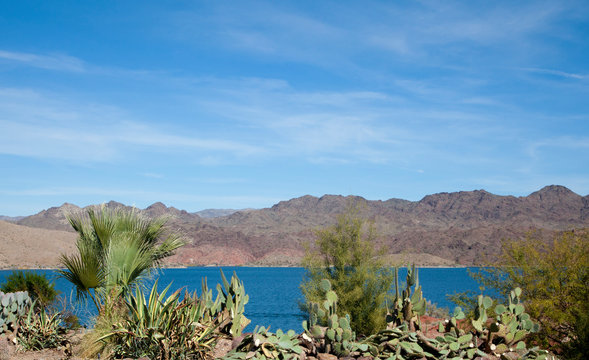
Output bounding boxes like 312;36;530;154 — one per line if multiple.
168;245;256;266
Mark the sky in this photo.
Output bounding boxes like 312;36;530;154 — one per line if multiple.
0;0;588;216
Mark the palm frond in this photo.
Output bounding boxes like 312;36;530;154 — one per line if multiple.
59;206;186;312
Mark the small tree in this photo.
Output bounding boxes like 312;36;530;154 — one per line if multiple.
450;230;589;357
300;206;393;335
0;270;58;309
59;206;185;312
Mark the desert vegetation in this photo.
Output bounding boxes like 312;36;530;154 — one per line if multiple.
0;207;585;359
449;230;589;359
300;206;394;335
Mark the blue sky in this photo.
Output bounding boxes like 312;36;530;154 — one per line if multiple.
0;1;588;216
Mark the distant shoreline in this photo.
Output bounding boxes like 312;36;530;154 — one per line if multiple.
0;264;474;271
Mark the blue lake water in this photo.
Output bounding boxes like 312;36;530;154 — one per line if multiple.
0;267;481;332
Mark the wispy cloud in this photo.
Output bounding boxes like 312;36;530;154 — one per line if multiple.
0;50;86;72
526;136;589;158
0;87;263;163
165;0;575;73
520;67;588;80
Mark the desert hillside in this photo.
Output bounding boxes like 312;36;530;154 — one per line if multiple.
1;185;588;268
0;220;76;268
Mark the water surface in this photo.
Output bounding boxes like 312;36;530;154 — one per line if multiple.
0;267;480;332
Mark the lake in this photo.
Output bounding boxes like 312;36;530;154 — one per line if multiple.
0;267;481;332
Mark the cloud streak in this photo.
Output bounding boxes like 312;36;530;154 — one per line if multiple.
0;87;263;163
0;50;86;72
521;67;588;80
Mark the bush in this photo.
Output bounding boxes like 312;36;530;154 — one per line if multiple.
449;230;589;356
0;270;58;308
300;206;394;335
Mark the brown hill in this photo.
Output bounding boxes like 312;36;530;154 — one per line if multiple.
3;185;589;268
0;220;76;268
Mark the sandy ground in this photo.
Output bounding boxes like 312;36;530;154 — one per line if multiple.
0;330;84;360
0;221;76;269
0;330;230;360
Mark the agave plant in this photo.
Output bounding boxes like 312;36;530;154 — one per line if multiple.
99;280;216;360
58;206;184;311
17;301;67;351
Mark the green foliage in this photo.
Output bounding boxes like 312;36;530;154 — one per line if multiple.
562;306;589;360
0;271;58;309
98;280;217;360
300;205;394;335
450;230;589;355
446;288;479;319
224;327;302;360
0;291;32;334
59;206;185;312
16;302;67;351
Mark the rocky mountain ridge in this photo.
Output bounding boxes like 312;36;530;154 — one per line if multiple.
2;185;588;268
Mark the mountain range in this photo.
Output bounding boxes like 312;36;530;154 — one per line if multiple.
1;185;588;268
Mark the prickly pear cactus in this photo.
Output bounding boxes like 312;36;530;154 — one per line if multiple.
198;270;250;338
223;326;303;360
0;291;32;334
476;287;541;356
365;275;551;360
302;279;360;357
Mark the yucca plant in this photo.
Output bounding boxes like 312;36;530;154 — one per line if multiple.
99;280;217;360
17;301;67;351
59;206;185;311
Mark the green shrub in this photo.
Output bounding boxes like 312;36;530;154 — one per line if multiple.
450;230;589;356
562;306;589;360
300;205;394;335
0;270;58;308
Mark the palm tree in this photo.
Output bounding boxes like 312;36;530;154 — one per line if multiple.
58;206;185;311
